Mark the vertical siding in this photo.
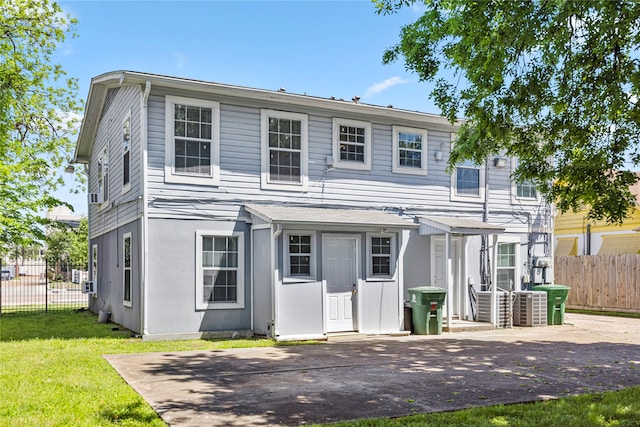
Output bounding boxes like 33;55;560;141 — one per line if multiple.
88;84;143;238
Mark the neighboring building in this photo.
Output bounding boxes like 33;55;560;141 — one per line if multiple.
73;71;552;340
554;177;640;256
46;206;83;229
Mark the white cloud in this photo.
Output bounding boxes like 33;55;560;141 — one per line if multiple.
411;3;428;14
173;52;188;70
62;44;74;56
364;76;410;98
56;110;83;132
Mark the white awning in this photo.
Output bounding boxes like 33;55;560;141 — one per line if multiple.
418;216;505;236
245;204;418;229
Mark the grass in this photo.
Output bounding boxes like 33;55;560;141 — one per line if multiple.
0;310;280;426
323;387;640;426
1;310;639;426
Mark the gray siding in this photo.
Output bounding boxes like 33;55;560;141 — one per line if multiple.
144;89;547;233
252;227;272;335
89;219;142;333
145;218;251;336
88;84;143;238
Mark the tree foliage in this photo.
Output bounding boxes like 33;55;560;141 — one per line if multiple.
45;217;87;267
0;0;81;245
376;0;640;223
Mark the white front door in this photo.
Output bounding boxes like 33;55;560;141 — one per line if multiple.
323;236;358;333
431;236;461;317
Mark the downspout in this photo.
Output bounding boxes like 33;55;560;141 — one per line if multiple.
141;80;151;336
397;229;410;331
272;224;282;338
484;160;497;326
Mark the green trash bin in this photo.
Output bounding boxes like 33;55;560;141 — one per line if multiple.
408;287;447;335
532;284;570;325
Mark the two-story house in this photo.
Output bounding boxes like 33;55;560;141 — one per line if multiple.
74;71;552;340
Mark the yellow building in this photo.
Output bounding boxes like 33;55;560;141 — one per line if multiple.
554;181;640;256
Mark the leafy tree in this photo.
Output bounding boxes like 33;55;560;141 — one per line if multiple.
376;0;640;223
68;217;88;267
0;0;82;246
45;217;87;267
45;226;71;264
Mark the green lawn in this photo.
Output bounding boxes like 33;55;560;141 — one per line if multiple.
0;310;279;426
1;310;639;426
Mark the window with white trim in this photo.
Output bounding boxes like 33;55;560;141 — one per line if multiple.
92;244;98;298
496;242;516;290
367;234;396;280
97;147;109;204
512;158;538;201
332;118;371;170
261;110;308;190
456;160;480;195
284;232;316;280
164;96;220;185
451;159;486;202
392;126;428;175
516;180;537;199
123;233;132;307
122;113;131;193
92;245;98;282
196;231;245;309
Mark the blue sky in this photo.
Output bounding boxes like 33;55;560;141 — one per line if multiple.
54;0;438;214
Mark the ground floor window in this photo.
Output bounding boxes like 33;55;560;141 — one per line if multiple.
284;232;316;280
496;242;516;290
196;230;245;309
123;233;132;307
367;234;396;279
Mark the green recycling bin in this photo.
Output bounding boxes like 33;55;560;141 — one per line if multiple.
532;284;570;325
408;286;447;335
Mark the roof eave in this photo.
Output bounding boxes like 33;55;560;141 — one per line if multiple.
73;74;123;163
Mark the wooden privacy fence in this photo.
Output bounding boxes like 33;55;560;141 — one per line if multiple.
554;255;640;313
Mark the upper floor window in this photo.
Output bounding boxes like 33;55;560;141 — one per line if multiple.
451;158;485;202
332;118;371;171
261;110;308;191
164;96;220;185
392;126;428;175
122;113;131;193
516;180;537;199
196;230;245;310
284;232;316;281
512;159;538;202
97;147;109;204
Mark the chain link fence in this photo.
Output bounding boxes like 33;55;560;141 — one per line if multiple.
0;260;89;315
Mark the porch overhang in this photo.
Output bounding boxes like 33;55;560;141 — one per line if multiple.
245;204;418;229
418;216;505;236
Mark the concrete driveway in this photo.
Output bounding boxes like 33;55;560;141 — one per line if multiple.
105;314;640;426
